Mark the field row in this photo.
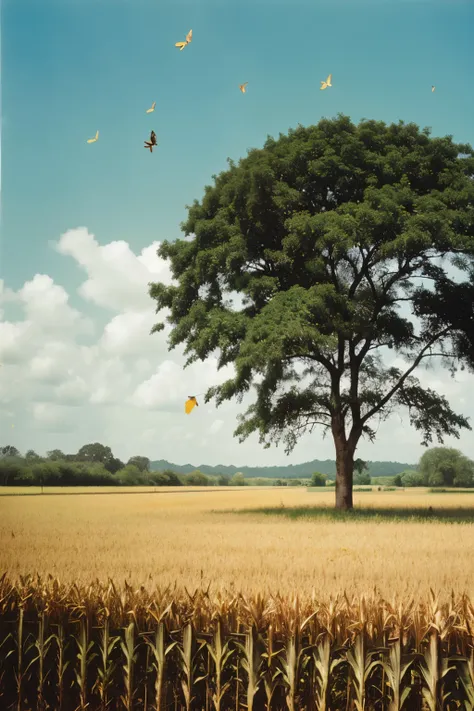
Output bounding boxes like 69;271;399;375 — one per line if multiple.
1;575;474;711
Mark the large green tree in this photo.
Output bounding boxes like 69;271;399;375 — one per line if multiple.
127;455;150;472
418;446;474;487
149;115;474;510
75;443;122;473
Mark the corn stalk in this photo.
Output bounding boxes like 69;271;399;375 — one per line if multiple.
450;647;474;710
146;622;177;711
277;631;312;711
418;629;454;711
120;620;140;711
176;622;207;711
206;620;234;711
346;630;381;711
74;616;98;711
92;616;120;711
381;636;417;711
311;634;346;711
234;625;266;711
261;624;283;711
54;621;71;711
14;605;36;711
32;610;55;711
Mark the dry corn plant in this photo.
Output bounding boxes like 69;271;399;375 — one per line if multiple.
175;621;207;711
234;624;265;711
261;624;284;711
380;632;418;711
310;632;346;711
146;621;177;711
206;618;235;711
73;615;98;711
32;608;55;711
450;645;474;710
3;576;474;710
120;620;140;711
91;613;120;711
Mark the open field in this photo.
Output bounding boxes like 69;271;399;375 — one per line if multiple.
2;486;474;598
0;485;258;496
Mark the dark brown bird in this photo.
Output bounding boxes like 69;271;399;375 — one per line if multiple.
144;130;157;153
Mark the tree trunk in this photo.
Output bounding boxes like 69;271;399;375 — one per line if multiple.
334;437;355;511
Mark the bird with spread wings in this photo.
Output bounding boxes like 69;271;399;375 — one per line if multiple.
144;130;157;153
175;29;192;50
320;74;332;90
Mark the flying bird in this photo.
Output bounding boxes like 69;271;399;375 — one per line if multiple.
431;85;436;92
175;29;192;50
185;396;198;414
144;130;157;153
239;82;248;93
146;101;156;113
320;74;332;90
87;130;99;143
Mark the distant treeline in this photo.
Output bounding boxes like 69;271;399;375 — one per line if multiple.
1;443;472;489
0;444;289;488
149;458;417;479
0;443;417;488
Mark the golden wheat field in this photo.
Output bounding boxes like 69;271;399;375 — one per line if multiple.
2;486;474;598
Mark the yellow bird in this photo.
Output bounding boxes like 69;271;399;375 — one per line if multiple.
431;85;436;92
146;101;156;113
87;130;99;143
185;396;198;414
175;29;192;50
320;74;332;90
239;82;248;93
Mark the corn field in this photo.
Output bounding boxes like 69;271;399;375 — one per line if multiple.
2;575;474;711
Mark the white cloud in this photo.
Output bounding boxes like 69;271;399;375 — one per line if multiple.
55;228;174;312
1;226;474;468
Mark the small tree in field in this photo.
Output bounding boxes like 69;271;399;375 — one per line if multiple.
353;471;371;485
149;115;474;510
185;470;209;486
310;471;327;487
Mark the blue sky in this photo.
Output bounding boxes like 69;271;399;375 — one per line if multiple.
3;0;473;291
1;0;474;465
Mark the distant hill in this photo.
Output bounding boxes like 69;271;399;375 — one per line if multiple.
149;458;416;479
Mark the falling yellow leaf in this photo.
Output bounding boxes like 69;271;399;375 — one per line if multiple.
239;82;248;93
185;396;198;414
146;101;156;113
320;74;332;90
87;130;99;143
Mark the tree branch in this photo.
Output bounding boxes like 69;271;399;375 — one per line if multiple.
360;326;452;426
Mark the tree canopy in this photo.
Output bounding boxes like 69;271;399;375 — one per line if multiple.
151;114;474;509
418;446;474;487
